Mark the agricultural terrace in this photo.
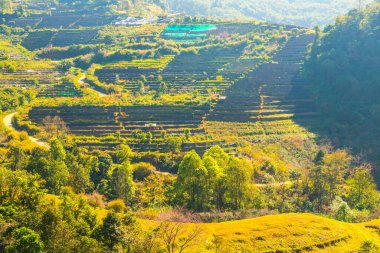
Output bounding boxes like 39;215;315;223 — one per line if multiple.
8;14;117;29
93;55;175;89
22;29;100;50
0;59;63;88
27;105;235;154
7;18;316;154
90;21;295;95
97;24;166;43
0;40;31;60
38;82;83;98
206;34;319;142
21;24;166;51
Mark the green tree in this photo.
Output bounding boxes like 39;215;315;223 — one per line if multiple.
174;151;209;211
68;158;93;193
147;131;153;145
347;165;379;210
46;220;78;253
47;161;70;194
116;144;133;164
166;136;184;154
308;166;328;211
139;173;168;208
97;212;123;250
91;153;112;187
50;138;66;161
225;157;252;210
313;150;325;165
203;155;225;209
203;145;229;169
111;162;135;205
7;145;28;171
29;139;70;194
159;82;168;93
161;130;167;139
202;146;231;209
6;227;44;253
138;80;145;94
184;129;191;140
0;167;44;211
322;150;350;203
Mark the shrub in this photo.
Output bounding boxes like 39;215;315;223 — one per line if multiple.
133;162;156;181
133;152;180;173
359;240;379;253
107;199;126;213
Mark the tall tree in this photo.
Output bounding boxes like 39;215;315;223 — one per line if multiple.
322;150;350;203
97;212;123;250
111;162;135;205
203;155;225;210
7;145;28;171
224;157;252;210
347;164;379;210
203;145;229;169
45;138;69;194
174;151;209;211
116;144;133;164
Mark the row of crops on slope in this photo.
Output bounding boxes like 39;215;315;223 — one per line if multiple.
0;59;64;87
22;29;100;50
206;34;319;142
94;55;175;89
21;24;166;51
27;105;236;154
8;15;117;29
88;22;304;95
18;21;314;154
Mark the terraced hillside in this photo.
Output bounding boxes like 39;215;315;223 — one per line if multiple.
8;15;117;29
22;29;100;50
21;24;165;51
20;22;313;154
206;34;317;141
93;44;255;95
0;60;63;88
95;55;176;89
92;22;289;95
28;105;235;153
38;82;83;98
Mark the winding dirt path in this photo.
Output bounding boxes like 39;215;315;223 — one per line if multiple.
3;112;50;149
78;74;107;98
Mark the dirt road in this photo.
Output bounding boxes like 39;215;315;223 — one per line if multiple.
3;112;50;149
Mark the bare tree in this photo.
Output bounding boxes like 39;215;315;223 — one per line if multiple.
140;227;162;253
42;116;70;140
158;222;202;253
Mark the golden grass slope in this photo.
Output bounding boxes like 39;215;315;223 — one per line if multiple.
141;213;380;252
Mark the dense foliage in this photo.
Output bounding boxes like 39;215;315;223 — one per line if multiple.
0;0;165;16
304;2;380;177
165;0;373;27
1;133;379;252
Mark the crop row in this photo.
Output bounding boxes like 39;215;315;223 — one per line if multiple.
38;83;83;98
